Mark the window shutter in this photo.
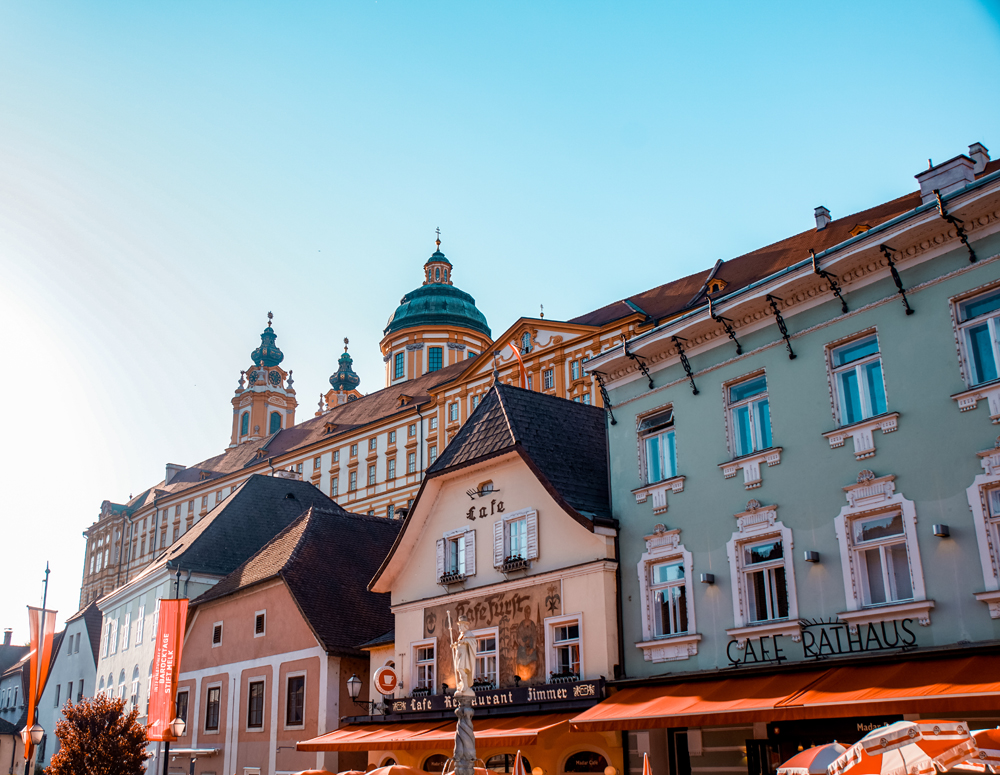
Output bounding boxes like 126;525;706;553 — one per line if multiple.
436;538;446;580
526;511;539;560
465;530;476;576
493;520;504;567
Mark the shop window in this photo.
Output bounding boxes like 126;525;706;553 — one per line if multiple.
546;615;582;680
639;408;676;484
285;674;305;727
957;286;1000;385
428;347;443;372
830;334;887;426
486;754;533;773
564;752;609;772
727;374;773;458
247;680;265;729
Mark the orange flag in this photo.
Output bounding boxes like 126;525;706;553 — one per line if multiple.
148;599;189;741
508;341;528;389
643;752;652;775
25;606;57;757
513;751;528;775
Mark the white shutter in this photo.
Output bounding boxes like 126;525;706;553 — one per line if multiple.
493;520;504;567
436;538;446;580
465;530;476;577
526;511;539;560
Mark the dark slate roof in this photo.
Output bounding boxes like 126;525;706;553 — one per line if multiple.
0;716;18;735
570;160;1000;329
427;382;611;524
128;474;338;584
358;630;395;649
192;506;400;657
66;602;103;668
0;643;29;676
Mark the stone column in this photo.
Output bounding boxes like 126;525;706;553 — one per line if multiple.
453;695;476;775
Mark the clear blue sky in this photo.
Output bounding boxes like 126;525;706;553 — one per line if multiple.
1;1;998;640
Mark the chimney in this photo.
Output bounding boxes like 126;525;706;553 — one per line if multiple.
814;206;831;231
165;463;186;485
3;629;11;646
969;142;991;175
915;154;975;204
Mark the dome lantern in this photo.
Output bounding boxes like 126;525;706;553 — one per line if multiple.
251;311;284;368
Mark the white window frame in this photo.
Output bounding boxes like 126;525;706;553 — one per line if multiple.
387;457;396;480
955;284;1000;388
245;675;266;732
203;681;222;734
135;606;144;645
449;402;459;422
492;508;539;568
253;610;266;639
130;666;140;708
437;527;476;580
212;621;223;648
638;408;677;486
835;473;931;630
408;452;417;474
725;372;773;459
121;613;131;650
725;504;800;644
635;526;700;662
828;332;889;427
544;613;583;680
411;638;437;694
468;627;499;688
428;445;438;465
970;447;1000;616
283;670;307;730
543;369;554;390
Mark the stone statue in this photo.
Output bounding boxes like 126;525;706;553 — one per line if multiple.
448;612;477;775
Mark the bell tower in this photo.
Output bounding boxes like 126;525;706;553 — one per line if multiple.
230;313;298;447
317;338;363;414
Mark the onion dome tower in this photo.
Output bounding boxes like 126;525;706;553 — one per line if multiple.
319;338;364;413
230;312;298;447
380;232;492;386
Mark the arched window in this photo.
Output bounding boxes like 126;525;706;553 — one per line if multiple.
130;666;140;707
564;752;609;772
240;412;249;436
381;759;397;768
269;412;282;434
521;332;532;353
107;674;113;696
423;754;449;772
118;670;126;698
435;267;440;281
98;677;105;694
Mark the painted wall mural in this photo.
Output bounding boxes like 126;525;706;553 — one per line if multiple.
423;582;562;689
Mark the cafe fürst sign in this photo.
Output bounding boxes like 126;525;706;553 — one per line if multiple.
388;679;604;715
727;617;919;667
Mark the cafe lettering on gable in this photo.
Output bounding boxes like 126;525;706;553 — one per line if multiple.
727;618;918;667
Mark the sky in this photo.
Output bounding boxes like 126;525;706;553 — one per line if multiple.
1;0;999;642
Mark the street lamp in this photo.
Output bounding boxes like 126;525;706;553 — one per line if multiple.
347;674;363;702
169;717;186;739
346;673;383;715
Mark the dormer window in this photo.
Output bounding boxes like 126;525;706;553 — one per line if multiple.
707;278;728;294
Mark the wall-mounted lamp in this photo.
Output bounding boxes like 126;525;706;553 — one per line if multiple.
933;524;951;537
700;573;715;584
804;551;820;563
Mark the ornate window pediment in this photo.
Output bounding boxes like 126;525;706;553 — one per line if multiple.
635;525;701;663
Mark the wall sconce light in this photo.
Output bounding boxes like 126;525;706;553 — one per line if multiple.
700;573;715;584
933;524;950;537
804;551;820;563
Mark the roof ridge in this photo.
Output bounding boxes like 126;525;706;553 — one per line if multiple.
494;383;519;445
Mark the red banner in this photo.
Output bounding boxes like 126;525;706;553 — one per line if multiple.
25;607;57;757
147;598;188;741
508;341;528;388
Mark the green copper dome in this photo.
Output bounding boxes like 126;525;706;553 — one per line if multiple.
330;340;361;392
251;314;284;368
384;248;490;337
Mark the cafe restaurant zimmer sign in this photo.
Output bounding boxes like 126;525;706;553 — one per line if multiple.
389;679;603;714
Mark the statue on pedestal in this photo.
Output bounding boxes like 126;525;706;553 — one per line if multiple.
449;613;478;775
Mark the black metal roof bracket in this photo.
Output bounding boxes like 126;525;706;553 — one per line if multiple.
622;338;654;390
765;295;797;359
671;336;699;395
879;244;915;315
591;371;617;425
934;189;978;263
810;249;849;314
707;296;743;355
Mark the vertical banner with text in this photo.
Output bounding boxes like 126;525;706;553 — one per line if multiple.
25;607;57;757
147;598;188;741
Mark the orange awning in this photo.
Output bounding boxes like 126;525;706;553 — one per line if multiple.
570;669;831;732
297;713;575;752
571;654;1000;733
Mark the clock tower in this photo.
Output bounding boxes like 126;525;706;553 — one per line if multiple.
230;313;298;447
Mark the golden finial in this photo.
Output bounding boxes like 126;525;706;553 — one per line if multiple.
540;304;544;319
267;311;273;326
344;337;349;352
435;227;441;251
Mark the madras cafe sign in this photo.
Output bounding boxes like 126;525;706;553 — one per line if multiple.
389;679;603;714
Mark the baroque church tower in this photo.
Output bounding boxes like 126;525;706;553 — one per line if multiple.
379;234;492;386
316;338;363;414
230;313;298;447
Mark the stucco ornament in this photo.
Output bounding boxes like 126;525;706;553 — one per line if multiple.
857;469;876;483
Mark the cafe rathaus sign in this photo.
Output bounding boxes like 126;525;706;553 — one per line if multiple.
727;618;919;667
388;679;604;714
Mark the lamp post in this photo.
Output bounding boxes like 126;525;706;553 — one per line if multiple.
346;673;383;716
162;716;186;775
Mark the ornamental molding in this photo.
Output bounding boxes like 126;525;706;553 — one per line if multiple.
447;342;467;350
632;475;685;515
720;447;782;489
406;342;425;351
952;381;1000;423
823;412;900;460
968;445;1000;615
643;524;681;553
974;590;1000;619
734;500;778;534
588;208;1000;385
842;472;896;509
635;634;702;663
836;599;935;632
383;353;393;363
977;440;1000;475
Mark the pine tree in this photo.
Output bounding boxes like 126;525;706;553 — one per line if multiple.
49;694;149;775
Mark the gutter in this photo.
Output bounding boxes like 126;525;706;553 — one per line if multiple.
587;168;1000;366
